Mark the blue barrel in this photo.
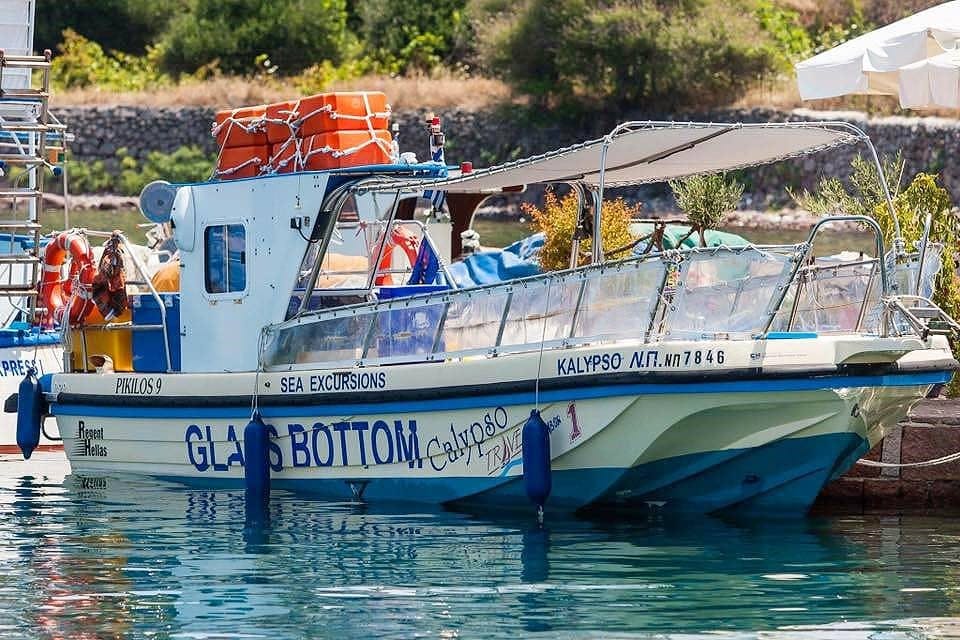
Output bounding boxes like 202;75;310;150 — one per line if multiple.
522;409;552;508
16;371;42;459
243;412;270;524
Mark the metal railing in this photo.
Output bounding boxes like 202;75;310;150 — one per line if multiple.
262;243;802;371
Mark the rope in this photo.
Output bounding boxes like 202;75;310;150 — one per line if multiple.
533;277;553;409
251;328;267;418
210;114;266;180
857;450;960;469
267;136;301;174
213;155;263;178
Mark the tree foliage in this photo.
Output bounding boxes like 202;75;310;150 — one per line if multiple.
355;0;471;73
481;0;780;113
670;173;744;242
790;152;905;228
158;0;350;76
34;0;182;54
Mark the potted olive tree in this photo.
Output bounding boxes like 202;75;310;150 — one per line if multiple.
669;173;744;246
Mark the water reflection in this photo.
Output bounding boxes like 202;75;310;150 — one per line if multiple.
0;458;958;638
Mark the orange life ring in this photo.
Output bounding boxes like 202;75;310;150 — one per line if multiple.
39;231;96;327
375;226;419;286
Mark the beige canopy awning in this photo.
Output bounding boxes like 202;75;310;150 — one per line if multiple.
360;121;864;194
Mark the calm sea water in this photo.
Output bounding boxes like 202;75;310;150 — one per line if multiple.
3;454;960;639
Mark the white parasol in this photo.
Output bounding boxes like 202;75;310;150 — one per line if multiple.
796;1;960;109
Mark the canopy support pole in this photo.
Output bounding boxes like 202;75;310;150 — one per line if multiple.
590;186;602;264
592;135;614;263
569;182;589;269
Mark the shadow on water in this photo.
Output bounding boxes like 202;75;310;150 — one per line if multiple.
0;465;958;638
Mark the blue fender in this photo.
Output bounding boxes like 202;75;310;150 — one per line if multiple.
522;409;552;508
243;411;270;524
16;370;42;459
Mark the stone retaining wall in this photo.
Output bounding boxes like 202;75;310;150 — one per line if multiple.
816;399;960;510
52;104;960;205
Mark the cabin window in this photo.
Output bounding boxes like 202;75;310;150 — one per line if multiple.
204;224;246;294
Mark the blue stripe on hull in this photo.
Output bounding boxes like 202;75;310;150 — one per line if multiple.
51;371;951;419
599;432;867;514
153;433;863;514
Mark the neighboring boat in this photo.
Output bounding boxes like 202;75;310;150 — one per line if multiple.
0;235;62;454
0;0;70;453
21;113;959;515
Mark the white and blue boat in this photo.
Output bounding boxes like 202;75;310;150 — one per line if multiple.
0;1;70;453
23;120;959;514
0;232;61;454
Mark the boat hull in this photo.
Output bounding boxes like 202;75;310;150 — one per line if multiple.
52;370;943;513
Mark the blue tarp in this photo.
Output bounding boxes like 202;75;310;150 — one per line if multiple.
447;234;545;287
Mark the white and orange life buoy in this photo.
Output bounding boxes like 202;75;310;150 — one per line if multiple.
39;231;96;327
375;226;419;286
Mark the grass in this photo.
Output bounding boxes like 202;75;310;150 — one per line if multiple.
53;73;514;110
55;69;958;119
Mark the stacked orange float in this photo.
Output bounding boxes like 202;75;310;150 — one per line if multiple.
212;92;393;180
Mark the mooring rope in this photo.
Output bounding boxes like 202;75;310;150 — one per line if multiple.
856;450;960;468
251;328;267;418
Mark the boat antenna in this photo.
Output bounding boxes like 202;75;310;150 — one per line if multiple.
862;132;904;255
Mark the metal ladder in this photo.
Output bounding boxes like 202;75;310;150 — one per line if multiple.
0;48;67;320
888;295;960;339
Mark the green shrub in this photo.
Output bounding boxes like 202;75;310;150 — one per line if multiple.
355;0;472;73
159;0;350;76
482;0;781;114
791;153;905;223
51;30;168;91
65;158;114;194
61;147;215;196
293;59;374;95
116;147;216;196
524;190;637;271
